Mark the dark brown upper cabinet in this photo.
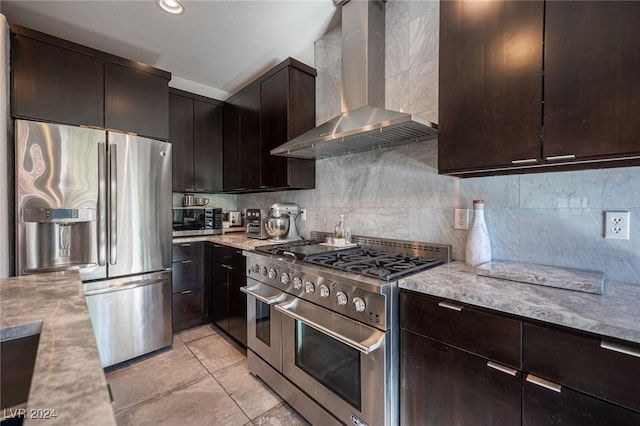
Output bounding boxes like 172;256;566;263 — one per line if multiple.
170;89;223;193
438;0;543;174
223;58;316;193
439;1;640;177
10;25;170;140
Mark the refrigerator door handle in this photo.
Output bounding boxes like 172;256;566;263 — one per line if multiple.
98;142;107;266
109;144;118;265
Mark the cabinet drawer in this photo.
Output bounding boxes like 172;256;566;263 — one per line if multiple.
172;257;203;293
172;289;207;332
172;242;204;262
400;291;521;368
211;243;238;264
524;323;640;413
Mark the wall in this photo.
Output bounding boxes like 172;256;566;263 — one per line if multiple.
237;0;640;284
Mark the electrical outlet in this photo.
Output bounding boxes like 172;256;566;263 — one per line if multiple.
604;211;630;240
300;209;307;222
454;208;469;230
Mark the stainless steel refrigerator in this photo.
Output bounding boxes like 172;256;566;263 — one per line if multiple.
16;119;173;367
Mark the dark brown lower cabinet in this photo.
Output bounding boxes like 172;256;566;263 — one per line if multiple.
172;242;207;332
208;243;247;347
523;378;640;425
401;330;522;426
172;290;205;333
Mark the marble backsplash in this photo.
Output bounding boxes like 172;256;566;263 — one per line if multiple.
237;0;640;285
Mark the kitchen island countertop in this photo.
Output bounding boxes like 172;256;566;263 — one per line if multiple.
0;271;116;425
400;261;640;345
172;233;283;251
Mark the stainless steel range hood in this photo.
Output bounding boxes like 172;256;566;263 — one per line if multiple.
271;0;437;160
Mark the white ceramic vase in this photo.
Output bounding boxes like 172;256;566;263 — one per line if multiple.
465;200;492;266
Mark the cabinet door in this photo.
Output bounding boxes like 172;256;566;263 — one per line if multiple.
209;261;229;332
438;0;543;173
401;330;522;426
193;100;223;192
227;251;247;347
169;93;195;191
544;1;640;161
523;378;640;425
260;68;289;188
237;83;262;189
223;102;241;192
11;34;103;127
105;62;169;140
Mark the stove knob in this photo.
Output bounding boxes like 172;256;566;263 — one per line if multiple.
305;281;315;294
293;277;303;289
260;266;268;277
251;264;260;274
336;291;348;306
353;297;366;313
319;284;330;298
281;272;290;285
268;268;277;279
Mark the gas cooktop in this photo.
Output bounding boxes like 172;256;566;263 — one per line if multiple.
256;238;446;281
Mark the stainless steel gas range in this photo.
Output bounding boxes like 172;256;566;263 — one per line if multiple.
241;232;451;426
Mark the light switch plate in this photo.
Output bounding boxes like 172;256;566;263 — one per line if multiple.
604;211;630;240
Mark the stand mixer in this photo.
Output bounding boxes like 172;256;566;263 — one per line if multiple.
265;202;301;242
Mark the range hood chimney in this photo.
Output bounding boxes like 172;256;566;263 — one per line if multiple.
271;0;438;159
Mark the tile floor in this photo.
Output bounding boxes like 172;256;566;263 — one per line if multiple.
105;324;309;426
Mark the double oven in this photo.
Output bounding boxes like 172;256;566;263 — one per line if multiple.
241;236;451;426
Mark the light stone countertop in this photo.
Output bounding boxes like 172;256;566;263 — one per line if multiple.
172;233;282;251
0;271;116;425
399;261;640;345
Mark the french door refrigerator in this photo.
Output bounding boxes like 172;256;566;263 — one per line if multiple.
16;119;173;367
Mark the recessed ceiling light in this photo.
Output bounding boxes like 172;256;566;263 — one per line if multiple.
158;0;184;15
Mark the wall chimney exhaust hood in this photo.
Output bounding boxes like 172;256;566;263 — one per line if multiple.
271;0;437;160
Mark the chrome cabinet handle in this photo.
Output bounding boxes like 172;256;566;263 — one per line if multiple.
487;361;518;377
181;260;192;264
526;374;562;393
600;340;640;358
181;290;192;294
438;301;464;312
109;144;118;265
546;154;576;161
180;243;191;247
511;158;538;164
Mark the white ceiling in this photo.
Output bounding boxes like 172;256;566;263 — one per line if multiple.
0;0;340;100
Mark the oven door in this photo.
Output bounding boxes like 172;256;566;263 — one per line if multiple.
240;278;285;371
276;296;389;426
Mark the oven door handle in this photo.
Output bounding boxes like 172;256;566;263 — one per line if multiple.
240;286;286;305
275;301;385;355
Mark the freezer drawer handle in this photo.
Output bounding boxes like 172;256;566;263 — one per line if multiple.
600;340;640;358
240;286;285;305
275;301;384;355
526;374;562;393
438;301;464;312
24;263;98;274
84;277;168;296
487;361;518;377
109;144;118;265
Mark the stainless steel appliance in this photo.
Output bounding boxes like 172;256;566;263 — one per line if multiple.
172;207;222;237
246;208;269;240
229;211;242;227
265;202;301;242
15;119;173;367
243;233;451;426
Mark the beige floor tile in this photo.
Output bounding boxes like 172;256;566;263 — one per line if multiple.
106;336;209;412
213;361;282;420
252;402;310;426
115;376;250;426
186;334;246;374
177;324;217;343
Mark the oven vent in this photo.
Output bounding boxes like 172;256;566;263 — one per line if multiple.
310;232;451;263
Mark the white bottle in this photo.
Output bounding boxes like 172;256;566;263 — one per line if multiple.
465;200;492;266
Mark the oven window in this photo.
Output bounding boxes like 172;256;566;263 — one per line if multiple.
255;300;270;346
295;322;361;410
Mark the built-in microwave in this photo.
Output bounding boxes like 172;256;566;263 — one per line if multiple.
172;207;222;236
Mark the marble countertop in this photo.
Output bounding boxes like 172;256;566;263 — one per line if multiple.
0;271;116;425
400;261;640;345
172;233;281;251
